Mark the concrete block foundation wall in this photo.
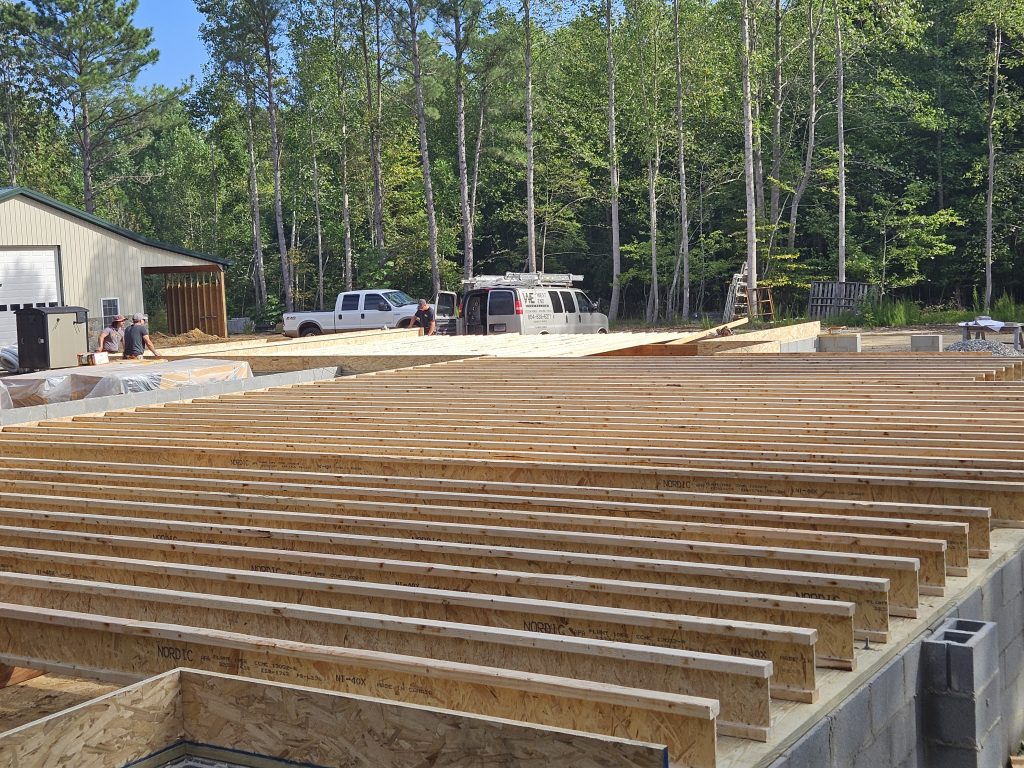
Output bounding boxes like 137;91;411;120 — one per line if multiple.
769;547;1024;768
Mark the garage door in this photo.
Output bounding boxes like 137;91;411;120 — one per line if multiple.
0;248;61;347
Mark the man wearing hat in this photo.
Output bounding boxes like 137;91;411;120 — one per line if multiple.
123;313;161;360
410;298;436;336
96;314;126;353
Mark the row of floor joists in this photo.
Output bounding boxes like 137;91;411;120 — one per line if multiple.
0;354;1021;768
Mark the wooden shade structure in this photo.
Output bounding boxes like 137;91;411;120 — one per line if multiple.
143;265;227;338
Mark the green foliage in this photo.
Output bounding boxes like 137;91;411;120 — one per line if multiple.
0;0;1022;325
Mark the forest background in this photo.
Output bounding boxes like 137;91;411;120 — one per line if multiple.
1;0;1022;325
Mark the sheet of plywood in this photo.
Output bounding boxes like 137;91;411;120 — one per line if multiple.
180;670;672;768
0;669;181;768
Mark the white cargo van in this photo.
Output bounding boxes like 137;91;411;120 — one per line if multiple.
459;273;608;335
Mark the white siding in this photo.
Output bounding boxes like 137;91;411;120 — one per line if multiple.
0;196;216;329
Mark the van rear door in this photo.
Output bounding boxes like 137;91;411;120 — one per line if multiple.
486;289;517;334
434;291;458;335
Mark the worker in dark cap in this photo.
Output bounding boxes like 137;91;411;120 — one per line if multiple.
123;313;161;359
411;298;436;336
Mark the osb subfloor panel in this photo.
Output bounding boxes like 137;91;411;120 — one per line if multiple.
717;526;1024;768
0;673;120;733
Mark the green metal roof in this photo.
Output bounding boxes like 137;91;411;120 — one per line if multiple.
0;186;229;267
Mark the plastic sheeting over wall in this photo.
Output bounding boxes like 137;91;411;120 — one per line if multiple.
0;358;252;409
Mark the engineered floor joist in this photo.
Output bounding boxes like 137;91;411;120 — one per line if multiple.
0;354;1021;767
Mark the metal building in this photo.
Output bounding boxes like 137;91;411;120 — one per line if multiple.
0;187;228;347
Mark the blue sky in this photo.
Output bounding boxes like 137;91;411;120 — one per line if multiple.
134;0;207;89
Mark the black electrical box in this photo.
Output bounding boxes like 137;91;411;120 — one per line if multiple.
15;306;89;371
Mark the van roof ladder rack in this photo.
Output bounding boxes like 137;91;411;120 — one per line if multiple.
462;272;584;290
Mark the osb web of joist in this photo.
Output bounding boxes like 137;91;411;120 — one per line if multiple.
0;354;1022;767
0;669;670;768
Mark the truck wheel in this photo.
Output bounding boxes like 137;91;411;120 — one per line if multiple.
396;319;412;328
299;325;322;337
597;328;608;334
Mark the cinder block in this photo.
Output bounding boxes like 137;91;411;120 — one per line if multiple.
910;334;943;351
981;578;1003;621
904;641;923;697
925;674;1002;748
1000;633;1024;690
957;589;984;620
1001;674;1024;755
889;701;921;766
1002;560;1023;605
947;621;1000;693
923;638;949;692
852;725;893;768
925;725;1006;768
830;683;872;765
780;337;818;353
775;718;831;768
869;656;906;735
818;333;862;353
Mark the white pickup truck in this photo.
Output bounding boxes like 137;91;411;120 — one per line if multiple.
283;289;457;337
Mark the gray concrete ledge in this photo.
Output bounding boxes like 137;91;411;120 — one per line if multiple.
0;366;342;426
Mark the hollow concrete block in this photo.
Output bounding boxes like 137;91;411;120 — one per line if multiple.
818;334;862;353
910;334;943;352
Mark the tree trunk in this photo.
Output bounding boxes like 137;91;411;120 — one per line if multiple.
453;9;474;280
668;0;690;320
341;123;354;292
768;0;783;232
331;11;355;292
1;74;17;185
470;91;485;228
260;29;292;313
409;0;440;295
606;0;621;321
646;146;660;324
310;120;324;311
750;10;765;222
359;0;385;252
985;24;1001;310
834;0;846;283
788;0;817;251
244;92;267;311
81;95;95;213
741;0;758;311
523;0;537;272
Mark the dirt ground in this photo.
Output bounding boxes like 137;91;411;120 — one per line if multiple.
0;674;119;732
841;327;961;353
150;329;278;348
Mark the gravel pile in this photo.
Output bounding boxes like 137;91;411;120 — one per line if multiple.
946;339;1024;357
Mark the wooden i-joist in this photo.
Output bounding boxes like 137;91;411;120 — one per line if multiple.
0;354;1022;767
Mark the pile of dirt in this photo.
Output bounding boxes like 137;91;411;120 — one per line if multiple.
151;329;222;347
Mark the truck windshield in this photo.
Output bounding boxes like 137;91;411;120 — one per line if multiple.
383;291;416;307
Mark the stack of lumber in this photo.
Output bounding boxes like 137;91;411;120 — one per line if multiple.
0;354;1021;767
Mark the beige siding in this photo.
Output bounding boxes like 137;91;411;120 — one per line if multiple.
0;196;215;327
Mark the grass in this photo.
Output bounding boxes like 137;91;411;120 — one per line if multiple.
610;294;1024;331
832;294;1024;328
